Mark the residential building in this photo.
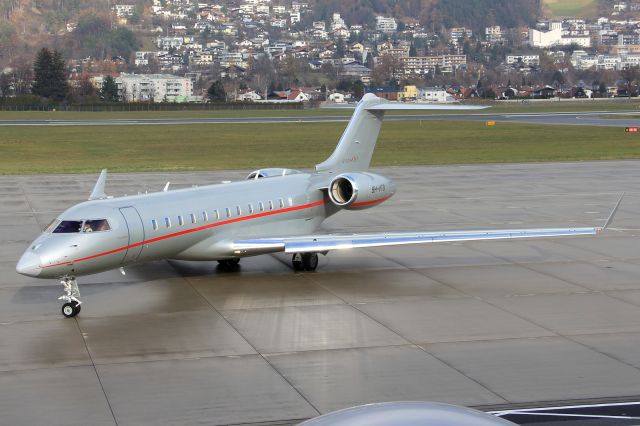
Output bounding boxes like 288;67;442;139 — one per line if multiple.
529;25;562;47
400;55;467;74
450;27;473;45
485;26;504;43
376;16;397;33
506;55;540;66
419;87;455;103
113;4;135;17
156;36;184;50
116;74;193;102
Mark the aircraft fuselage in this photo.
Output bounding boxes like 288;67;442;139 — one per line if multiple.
19;172;340;279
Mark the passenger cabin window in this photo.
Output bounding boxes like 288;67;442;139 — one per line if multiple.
288;197;293;207
225;208;231;218
268;200;274;211
248;203;254;214
53;220;83;234
202;211;208;222
178;215;184;226
83;219;111;233
152;219;159;231
213;209;219;220
190;213;196;224
258;202;264;212
236;206;242;216
279;198;285;208
165;217;171;228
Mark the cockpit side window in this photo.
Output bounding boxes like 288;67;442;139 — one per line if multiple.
44;219;61;233
83;219;111;233
53;220;83;234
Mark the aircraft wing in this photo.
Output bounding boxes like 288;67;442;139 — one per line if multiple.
232;226;600;256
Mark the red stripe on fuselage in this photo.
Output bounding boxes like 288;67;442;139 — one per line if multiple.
42;199;326;269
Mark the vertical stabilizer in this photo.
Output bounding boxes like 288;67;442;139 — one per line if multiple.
315;93;386;173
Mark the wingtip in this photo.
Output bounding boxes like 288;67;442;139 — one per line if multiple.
602;192;624;231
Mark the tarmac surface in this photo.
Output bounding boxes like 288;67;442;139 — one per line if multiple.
0;110;638;127
2;162;640;425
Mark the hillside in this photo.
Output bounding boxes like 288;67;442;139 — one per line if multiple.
542;0;600;18
307;0;542;32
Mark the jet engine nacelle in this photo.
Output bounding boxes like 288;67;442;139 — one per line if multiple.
328;172;395;210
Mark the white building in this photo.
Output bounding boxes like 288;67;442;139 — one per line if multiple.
485;26;504;42
419;87;455;103
116;74;193;102
156;36;184;50
376;16;397;33
529;23;590;48
529;26;562;47
113;4;135;17
506;55;540;66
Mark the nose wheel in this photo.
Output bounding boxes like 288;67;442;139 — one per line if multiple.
59;276;82;318
62;301;81;318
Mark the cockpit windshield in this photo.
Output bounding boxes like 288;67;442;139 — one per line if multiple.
43;219;60;233
50;219;111;234
52;220;83;234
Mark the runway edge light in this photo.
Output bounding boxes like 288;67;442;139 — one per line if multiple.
486;121;496;126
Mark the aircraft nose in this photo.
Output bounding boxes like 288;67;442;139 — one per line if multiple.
16;251;42;277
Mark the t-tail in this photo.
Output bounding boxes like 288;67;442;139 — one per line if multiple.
315;93;488;174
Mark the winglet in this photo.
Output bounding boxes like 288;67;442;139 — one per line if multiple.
598;193;624;233
88;169;108;200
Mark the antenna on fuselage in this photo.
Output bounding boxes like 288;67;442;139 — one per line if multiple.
88;169;108;201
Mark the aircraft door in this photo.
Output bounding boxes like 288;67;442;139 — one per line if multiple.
119;206;145;264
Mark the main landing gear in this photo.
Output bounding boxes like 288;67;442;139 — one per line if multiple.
218;258;240;269
59;276;82;318
292;253;318;272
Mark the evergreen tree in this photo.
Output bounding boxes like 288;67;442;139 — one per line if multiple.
32;48;69;101
207;80;226;101
409;43;417;57
100;76;119;102
353;81;365;100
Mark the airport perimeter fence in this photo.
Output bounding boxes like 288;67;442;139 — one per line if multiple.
0;101;305;112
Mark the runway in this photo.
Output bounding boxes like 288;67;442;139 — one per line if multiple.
0;110;638;127
2;163;640;425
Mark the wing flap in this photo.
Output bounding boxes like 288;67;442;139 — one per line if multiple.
233;227;598;255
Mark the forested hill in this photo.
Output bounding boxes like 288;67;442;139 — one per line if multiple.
307;0;542;32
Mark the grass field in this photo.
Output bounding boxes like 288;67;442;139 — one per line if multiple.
1;121;639;174
542;0;599;18
0;99;638;120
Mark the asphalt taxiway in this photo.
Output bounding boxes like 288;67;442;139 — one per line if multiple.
0;110;638;127
2;162;640;425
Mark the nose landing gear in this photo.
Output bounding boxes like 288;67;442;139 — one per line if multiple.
59;276;82;318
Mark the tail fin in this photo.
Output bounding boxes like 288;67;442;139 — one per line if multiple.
315;93;487;174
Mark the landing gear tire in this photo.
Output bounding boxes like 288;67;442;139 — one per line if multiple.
62;301;80;318
218;258;240;269
292;253;304;271
292;253;318;272
302;253;318;272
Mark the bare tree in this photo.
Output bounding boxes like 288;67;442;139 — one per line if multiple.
252;73;271;100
